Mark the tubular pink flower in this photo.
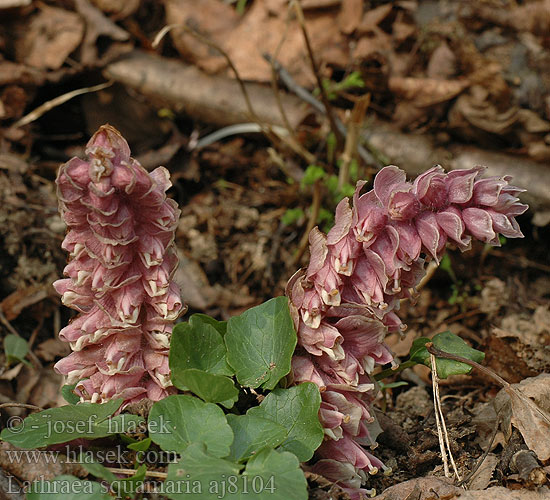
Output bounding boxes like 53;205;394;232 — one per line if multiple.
288;165;527;495
54;125;184;405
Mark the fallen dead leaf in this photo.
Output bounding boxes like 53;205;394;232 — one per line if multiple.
91;0;140;20
75;0;130;65
164;0;239;74
0;442;87;481
427;42;457;80
338;0;363;35
494;374;550;461
371;476;461;499
174;249;219;310
459;486;550;500
0;285;48;321
389;77;470;107
15;4;84;70
35;338;71;363
468;453;499;490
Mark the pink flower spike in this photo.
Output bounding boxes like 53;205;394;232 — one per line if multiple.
54;125;185;405
287;164;527;495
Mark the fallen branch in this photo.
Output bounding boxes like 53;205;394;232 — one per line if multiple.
103;51;310;130
104;52;549;215
365;123;550;216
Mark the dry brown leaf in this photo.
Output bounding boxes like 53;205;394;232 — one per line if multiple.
164;0;239;73
427;42;457;80
174;249;219;310
494;374;550;462
0;0;30;7
35;339;71;363
0;442;87;482
468;453;499;490
224;1;346;85
354;30;393;60
459;486;550;500
74;0;130;65
0;285;47;321
371;477;461;499
389;77;469;107
338;0;363;34
356;3;393;34
301;0;341;8
15;5;84;70
90;0;140;20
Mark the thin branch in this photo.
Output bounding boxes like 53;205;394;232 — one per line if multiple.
0;402;43;411
431;353;451;478
0;308;42;369
267;6;294;135
425;343;510;388
338;94;370;190
292;0;342;153
105;467;167;479
457;409;503;487
292;179;322;265
153;24;259;126
266;54;379;167
12;81;113;129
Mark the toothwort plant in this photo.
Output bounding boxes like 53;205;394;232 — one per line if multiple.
287;165;527;498
54;125;184;404
53;125;527;500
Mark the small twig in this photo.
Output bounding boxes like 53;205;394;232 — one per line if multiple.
27;317;44;350
0;308;20;337
431;353;451;478
0;402;43;411
105;467;167;479
425;343;510;388
194;123;287;150
12;81;113;129
292;0;343;153
153;25;259;126
338;94;370;190
0;305;43;369
292;179;322;265
268;8;294;136
266;54;379;167
457;409;503;487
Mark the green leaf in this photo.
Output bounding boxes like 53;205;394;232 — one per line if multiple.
165;443;241;500
26;475;111;499
226;414;287;463
165;445;307;500
81;461;118;483
127;437;151;452
282;208;304;226
96;414;145;436
409;331;485;379
0;399;124;449
243;447;308;500
148;395;233;457
83;461;147;497
172;368;238;408
3;334;29;366
170;315;233;383
300;165;325;188
61;384;80;405
225;297;296;390
247;383;323;461
190;314;227;336
378;381;409;390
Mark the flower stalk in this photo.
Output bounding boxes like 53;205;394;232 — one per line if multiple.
287;165;527;498
54;125;184;404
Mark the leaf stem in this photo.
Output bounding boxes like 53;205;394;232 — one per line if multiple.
425;343;510;389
